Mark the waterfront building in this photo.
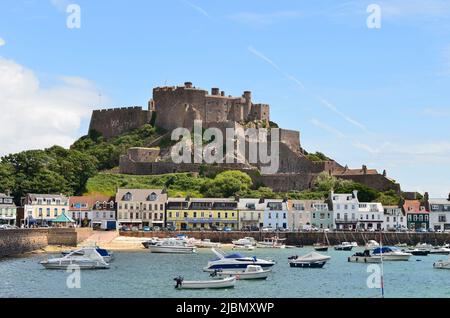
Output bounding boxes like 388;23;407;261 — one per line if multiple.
383;206;406;231
0;193;16;226
237;198;264;230
69;195;116;228
166;198;239;230
262;199;288;230
403;199;429;231
357;202;384;231
116;189;166;230
288;200;333;230
427;193;450;231
328;191;359;230
20;194;69;227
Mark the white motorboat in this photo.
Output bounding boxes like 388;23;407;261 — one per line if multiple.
232;244;255;250
403;248;430;256
366;240;380;249
348;250;382;263
194;239;222;248
174;276;236;289
256;236;286;249
372;246;412;261
61;246;114;263
430;247;450;255
232;237;256;246
395;243;408;248
40;247;110;269
434;256;450;269
148;238;197;254
203;248;275;272
288;251;331;268
211;265;271;280
350;241;358;247
334;242;353;251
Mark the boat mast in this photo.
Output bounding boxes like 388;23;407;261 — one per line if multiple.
380;231;385;298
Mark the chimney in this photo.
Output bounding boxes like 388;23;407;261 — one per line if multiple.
184;82;193;88
221;91;225;96
362;165;367;174
211;88;220;96
383;169;387;177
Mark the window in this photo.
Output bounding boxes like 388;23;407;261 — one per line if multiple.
147;193;157;201
439;215;446;222
268;213;271;219
154;204;157;211
413;215;417;221
283;213;286;219
54;208;58;217
169;212;172;218
336;213;340;219
123;192;132;201
386;216;390;222
225;212;228;218
193;212;197;218
38;208;43;217
184;212;188;218
46;208;50;217
425;215;429;221
124;204;128;210
419;215;423;221
313;213;316;218
160;213;163;220
160;204;164;210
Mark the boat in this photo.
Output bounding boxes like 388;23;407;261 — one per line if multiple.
434;255;450;269
147;238;197;254
194;239;222;248
232;244;255;250
288;251;331;268
203;248;275;272
350;241;358;247
313;243;328;252
372;246;412;261
403;248;430;256
142;237;161;248
232;237;256;246
366;240;380;249
348;250;382;263
40;247;110;269
210;265;271;280
174;276;236;289
395;243;408;248
334;242;353;251
256;236;286;249
62;246;114;263
430;246;450;255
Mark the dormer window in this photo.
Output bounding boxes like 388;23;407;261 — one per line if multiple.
123;192;133;201
147;192;157;201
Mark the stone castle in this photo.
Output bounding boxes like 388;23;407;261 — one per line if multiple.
89;82;400;193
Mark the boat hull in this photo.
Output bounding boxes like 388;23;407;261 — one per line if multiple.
204;262;274;272
177;277;236;289
289;261;327;268
434;261;450;269
215;270;270;280
348;256;382;263
373;254;411;261
314;247;328;252
40;261;110;270
148;246;196;254
334;246;353;251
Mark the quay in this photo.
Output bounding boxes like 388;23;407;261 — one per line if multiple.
121;230;450;247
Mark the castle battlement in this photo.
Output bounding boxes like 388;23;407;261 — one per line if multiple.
93;106;144;113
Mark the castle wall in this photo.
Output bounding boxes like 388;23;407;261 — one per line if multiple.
279;129;301;153
335;174;401;193
127;147;160;162
89;107;152;139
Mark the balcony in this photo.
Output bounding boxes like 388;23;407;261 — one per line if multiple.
335;218;358;224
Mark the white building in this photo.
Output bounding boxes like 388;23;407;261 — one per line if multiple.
357;202;384;231
21;194;69;227
383;206;406;231
262;200;288;230
329;191;359;230
428;195;450;231
0;193;16;226
238;198;264;230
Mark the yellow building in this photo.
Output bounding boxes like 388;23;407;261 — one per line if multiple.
21;194;69;227
166;198;238;230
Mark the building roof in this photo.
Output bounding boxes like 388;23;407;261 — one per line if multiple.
116;189;166;202
428;198;450;205
288;200;327;211
330;191;359;204
24;194;69;205
403;200;427;213
69;194;114;211
238;198;266;210
358;202;384;213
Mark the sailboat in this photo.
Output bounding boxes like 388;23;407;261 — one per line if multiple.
314;231;330;252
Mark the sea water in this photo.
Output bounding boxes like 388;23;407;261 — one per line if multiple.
1;247;450;298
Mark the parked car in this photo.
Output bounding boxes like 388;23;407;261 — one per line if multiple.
121;226;131;232
261;227;273;232
416;228;427;233
166;225;176;231
153;226;161;232
223;227;232;232
143;226;151;232
131;226;139;232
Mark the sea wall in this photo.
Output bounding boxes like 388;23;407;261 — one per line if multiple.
0;228;93;258
120;231;450;246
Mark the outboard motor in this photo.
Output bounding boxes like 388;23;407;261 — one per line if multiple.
174;276;184;289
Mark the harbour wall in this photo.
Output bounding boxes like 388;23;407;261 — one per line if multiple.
120;231;450;246
0;228;93;258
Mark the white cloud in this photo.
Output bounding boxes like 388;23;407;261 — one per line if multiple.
228;11;303;27
49;0;70;12
0;57;105;156
182;0;210;18
423;107;450;117
0;38;5;47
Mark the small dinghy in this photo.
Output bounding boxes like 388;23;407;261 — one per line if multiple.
288;251;331;268
403;248;430;256
313;243;328;252
348;250;382;263
334;242;353;251
174;276;236;289
210;265;270;280
434;259;450;269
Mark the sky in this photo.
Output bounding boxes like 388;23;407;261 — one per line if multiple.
0;0;450;197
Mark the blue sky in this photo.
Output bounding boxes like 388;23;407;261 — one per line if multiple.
0;0;450;196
